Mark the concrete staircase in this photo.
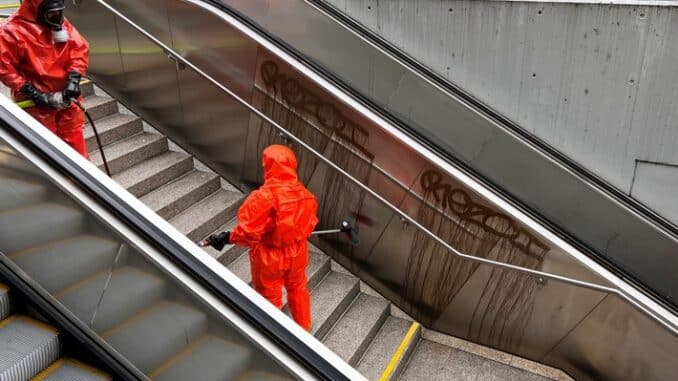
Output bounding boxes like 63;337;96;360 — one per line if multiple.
75;82;570;380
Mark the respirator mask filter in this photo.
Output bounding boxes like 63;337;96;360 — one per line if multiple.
38;0;69;43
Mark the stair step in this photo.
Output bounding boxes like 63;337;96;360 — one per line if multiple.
203;218;242;265
0;177;47;212
229;248;330;294
0;316;60;380
90;132;168;175
34;358;111;381
102;302;208;373
170;190;244;241
309;271;360;339
82;95;118;121
81;79;95;97
0;284;9;320
9;235;120;293
0;203;84;253
84;113;143;149
151;336;251;381
322;293;390;366
56;267;165;333
141;170;220;220
357;317;417;380
113;151;193;197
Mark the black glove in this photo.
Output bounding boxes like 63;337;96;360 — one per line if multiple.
206;231;231;251
20;83;66;109
63;71;82;100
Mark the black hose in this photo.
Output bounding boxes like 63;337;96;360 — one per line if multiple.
73;99;111;177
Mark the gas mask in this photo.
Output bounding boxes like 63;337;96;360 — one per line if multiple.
37;0;69;43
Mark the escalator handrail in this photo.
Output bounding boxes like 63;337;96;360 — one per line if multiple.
94;0;678;335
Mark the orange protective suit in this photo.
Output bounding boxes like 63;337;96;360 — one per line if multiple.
0;0;90;158
230;145;319;331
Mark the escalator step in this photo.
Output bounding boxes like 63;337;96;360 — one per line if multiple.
32;358;111;381
9;235;120;293
0;177;47;212
150;336;251;381
57;267;165;333
102;302;208;373
0;316;60;380
0;284;9;320
0;203;84;253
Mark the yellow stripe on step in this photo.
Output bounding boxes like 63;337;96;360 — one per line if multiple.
0;4;19;10
32;358;112;381
379;322;420;381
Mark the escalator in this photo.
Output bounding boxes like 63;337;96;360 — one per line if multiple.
0;85;363;379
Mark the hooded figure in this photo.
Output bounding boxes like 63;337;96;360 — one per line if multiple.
205;145;318;331
0;0;90;158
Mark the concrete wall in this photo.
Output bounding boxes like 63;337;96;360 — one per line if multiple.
325;0;678;223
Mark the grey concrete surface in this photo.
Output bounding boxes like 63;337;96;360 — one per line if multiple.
325;0;678;224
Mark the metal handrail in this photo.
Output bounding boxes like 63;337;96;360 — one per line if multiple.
94;0;678;335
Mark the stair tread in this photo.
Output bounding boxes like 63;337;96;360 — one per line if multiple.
34;358;111;381
57;267;165;333
112;151;193;197
0;316;60;379
9;235;120;293
357;316;413;380
322;293;390;365
151;336;251;381
102;302;208;373
0;203;84;253
0;176;47;211
141;170;219;220
82;95;115;110
170;190;243;241
90;132;168;175
90;132;164;163
83;113;140;137
309;271;360;339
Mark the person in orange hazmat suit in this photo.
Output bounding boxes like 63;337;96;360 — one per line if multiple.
0;0;90;158
203;145;318;331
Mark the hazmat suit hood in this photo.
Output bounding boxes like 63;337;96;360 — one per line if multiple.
17;0;46;23
262;145;299;183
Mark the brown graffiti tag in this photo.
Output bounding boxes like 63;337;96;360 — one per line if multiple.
260;61;374;160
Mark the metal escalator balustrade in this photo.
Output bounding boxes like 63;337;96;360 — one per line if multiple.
66;0;678;380
0;79;364;380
